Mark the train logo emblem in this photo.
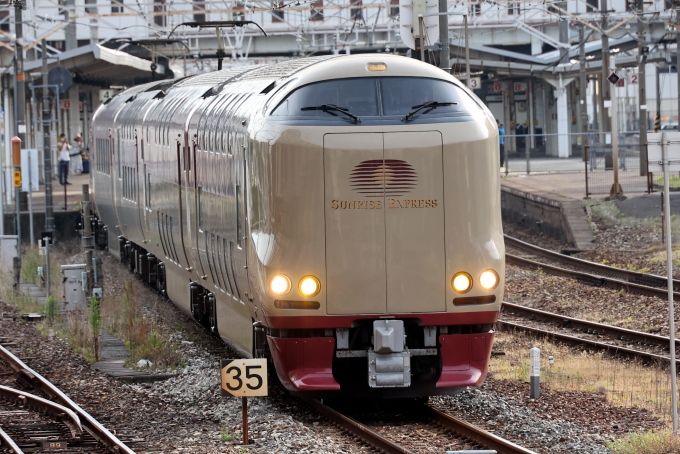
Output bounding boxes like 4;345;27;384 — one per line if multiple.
349;159;417;197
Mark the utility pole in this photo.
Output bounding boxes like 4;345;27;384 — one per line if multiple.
600;0;611;135
676;8;680;137
656;64;661;132
464;14;470;82
579;24;589;153
438;0;449;72
638;0;648;175
12;0;26;143
42;39;54;233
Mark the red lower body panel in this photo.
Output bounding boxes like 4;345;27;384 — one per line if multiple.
267;336;340;392
436;332;494;388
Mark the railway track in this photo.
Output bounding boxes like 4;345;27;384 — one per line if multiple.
304;397;536;454
499;301;679;365
0;344;135;453
504;234;679;299
502;235;680;365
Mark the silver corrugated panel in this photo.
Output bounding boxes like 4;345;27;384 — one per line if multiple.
232;55;340;81
174;66;263;87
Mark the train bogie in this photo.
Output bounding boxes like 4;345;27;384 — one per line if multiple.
92;54;504;398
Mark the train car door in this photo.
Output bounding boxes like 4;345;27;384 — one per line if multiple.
232;133;250;302
135;131;147;243
324;133;386;315
383;131;445;314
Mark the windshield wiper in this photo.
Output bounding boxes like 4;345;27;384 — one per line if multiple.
402;101;457;122
300;104;361;124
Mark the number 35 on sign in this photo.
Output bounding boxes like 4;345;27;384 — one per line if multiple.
220;359;268;397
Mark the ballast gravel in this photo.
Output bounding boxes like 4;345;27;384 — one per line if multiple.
2;246;659;453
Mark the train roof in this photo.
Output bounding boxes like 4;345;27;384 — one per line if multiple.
106;54;460;103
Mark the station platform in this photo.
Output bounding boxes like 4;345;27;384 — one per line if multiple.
500;157;680;251
501;170;596;251
1;172;91;243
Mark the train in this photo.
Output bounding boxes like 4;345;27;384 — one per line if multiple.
90;54;504;398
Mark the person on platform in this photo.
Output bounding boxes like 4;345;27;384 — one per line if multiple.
81;143;90;174
497;119;505;167
58;134;71;185
70;135;83;174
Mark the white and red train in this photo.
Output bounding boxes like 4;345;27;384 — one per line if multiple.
91;54;504;398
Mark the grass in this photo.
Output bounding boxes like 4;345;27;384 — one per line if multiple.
654;175;680;189
20;247;41;286
608;430;680;453
491;331;677;424
102;281;183;370
9;242;183;370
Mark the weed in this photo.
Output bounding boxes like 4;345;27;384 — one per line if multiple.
102;281;182;370
43;295;57;322
20;247;41;286
608;430;680;453
89;297;101;362
220;430;233;442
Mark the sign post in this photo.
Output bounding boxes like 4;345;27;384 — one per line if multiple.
648;131;680;435
220;358;268;445
607;59;623;197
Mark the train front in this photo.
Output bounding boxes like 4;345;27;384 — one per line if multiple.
250;55;504;398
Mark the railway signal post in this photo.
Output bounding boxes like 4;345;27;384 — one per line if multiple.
220;358;268;445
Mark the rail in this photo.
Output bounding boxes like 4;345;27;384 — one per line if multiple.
504;234;680;298
0;344;135;454
423;406;537;454
305;398;537;454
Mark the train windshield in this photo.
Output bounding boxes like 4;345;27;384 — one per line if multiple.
270;77;481;122
272;78;379;117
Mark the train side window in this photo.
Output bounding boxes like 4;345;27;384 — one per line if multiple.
117;129;122;179
224;238;235;296
216;235;230;294
158;211;168;259
147;173;152;209
236;184;242;249
205;232;216;285
169;215;178;263
212;233;224;290
230;241;241;300
198;186;203;231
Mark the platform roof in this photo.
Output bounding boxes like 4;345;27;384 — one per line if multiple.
24;44;162;86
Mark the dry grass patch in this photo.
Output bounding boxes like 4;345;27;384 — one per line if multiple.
608;430;680;454
491;331;677;424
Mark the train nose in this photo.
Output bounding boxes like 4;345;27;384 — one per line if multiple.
323;131;446;315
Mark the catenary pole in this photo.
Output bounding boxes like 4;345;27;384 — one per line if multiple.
438;0;449;72
638;0;648;175
42;39;54;233
579;25;589;153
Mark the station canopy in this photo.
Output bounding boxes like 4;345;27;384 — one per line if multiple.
24;44;161;86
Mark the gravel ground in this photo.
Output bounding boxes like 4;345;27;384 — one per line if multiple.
5;216;673;453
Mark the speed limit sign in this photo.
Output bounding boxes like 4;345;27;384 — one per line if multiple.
220;358;268;397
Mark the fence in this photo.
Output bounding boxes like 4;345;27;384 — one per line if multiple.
584;144;651;196
501;131;653;196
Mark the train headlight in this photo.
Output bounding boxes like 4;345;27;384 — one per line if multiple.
299;276;321;297
452;272;473;294
270;274;291;296
479;270;499;291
